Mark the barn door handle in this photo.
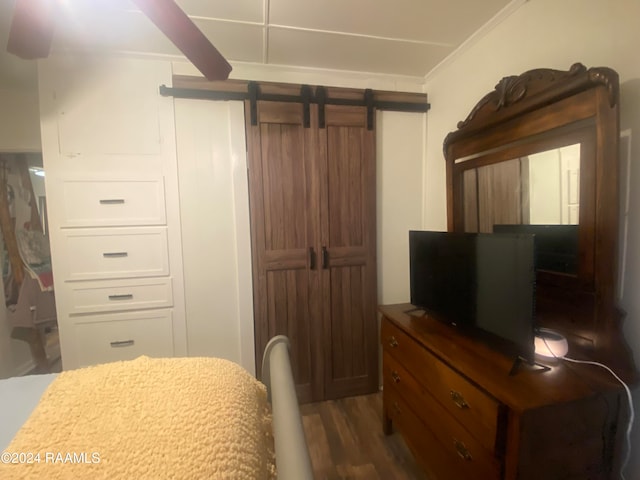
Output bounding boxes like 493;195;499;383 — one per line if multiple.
321;246;329;269
309;247;316;270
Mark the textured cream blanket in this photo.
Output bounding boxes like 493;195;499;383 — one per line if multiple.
0;356;275;479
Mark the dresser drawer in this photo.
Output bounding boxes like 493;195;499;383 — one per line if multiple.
54;178;166;227
382;317;502;453
65;277;173;315
58;227;169;281
72;310;173;367
384;387;465;480
384;353;499;466
385;386;500;480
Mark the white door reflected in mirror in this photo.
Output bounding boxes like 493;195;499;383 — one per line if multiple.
528;144;580;225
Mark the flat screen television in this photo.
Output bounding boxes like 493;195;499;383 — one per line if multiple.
409;230;537;364
492;224;578;274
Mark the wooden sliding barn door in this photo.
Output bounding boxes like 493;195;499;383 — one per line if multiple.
246;101;378;402
245;101;319;403
319;106;378;399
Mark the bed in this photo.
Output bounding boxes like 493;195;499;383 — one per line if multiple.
0;335;312;479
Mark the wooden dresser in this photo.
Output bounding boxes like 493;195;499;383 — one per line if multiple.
380;304;627;480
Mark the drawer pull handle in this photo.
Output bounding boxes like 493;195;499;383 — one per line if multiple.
103;252;128;258
110;340;135;348
389;336;399;348
450;390;469;409
108;294;134;301
99;199;125;205
392;401;402;415
454;439;472;461
391;371;401;383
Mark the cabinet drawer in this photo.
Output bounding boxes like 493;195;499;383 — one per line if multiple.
54;178;166;227
384;387;465;480
385;385;500;480
66;277;173;315
59;227;169;281
72;310;173;367
382;317;502;454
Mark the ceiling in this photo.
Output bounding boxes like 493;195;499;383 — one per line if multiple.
0;0;516;90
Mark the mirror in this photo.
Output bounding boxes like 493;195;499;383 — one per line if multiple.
461;143;580;274
443;63;635;376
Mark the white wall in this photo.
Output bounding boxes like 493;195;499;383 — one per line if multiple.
424;0;640;476
0;89;41;153
376;111;426;305
528;149;562;224
174;99;255;374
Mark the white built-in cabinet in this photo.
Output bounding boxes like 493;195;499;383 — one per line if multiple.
39;56;187;369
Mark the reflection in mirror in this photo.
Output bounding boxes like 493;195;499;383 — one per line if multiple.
463;144;581;232
0;153;59;373
462;144;580;274
528;144;580;225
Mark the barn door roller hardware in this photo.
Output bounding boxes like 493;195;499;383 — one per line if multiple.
160;77;430;130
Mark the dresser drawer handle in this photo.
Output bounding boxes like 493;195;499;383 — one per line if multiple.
450;390;469;409
453;439;472;461
388;336;399;348
108;294;134;301
110;340;135;348
99;199;125;205
103;252;128;258
392;401;402;415
391;371;401;383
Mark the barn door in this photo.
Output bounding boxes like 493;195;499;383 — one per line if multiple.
318;105;378;398
246;101;378;402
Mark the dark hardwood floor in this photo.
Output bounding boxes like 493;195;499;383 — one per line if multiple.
300;392;426;479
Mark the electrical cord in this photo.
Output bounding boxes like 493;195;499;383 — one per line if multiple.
562;356;634;480
541;336;634;480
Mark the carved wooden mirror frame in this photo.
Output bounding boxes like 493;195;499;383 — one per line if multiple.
443;63;635;377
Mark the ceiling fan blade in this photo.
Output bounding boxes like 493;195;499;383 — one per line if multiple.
6;0;57;59
131;0;232;81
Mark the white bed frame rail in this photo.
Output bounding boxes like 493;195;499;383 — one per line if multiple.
262;335;314;480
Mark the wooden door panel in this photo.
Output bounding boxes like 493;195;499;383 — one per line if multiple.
260;123;307;251
323;246;367;266
329;266;367;379
476;158;525;233
323;263;377;398
325;105;367;127
257;101;303;125
327;126;365;247
266;269;313;401
320;106;378;399
246;101;320;403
